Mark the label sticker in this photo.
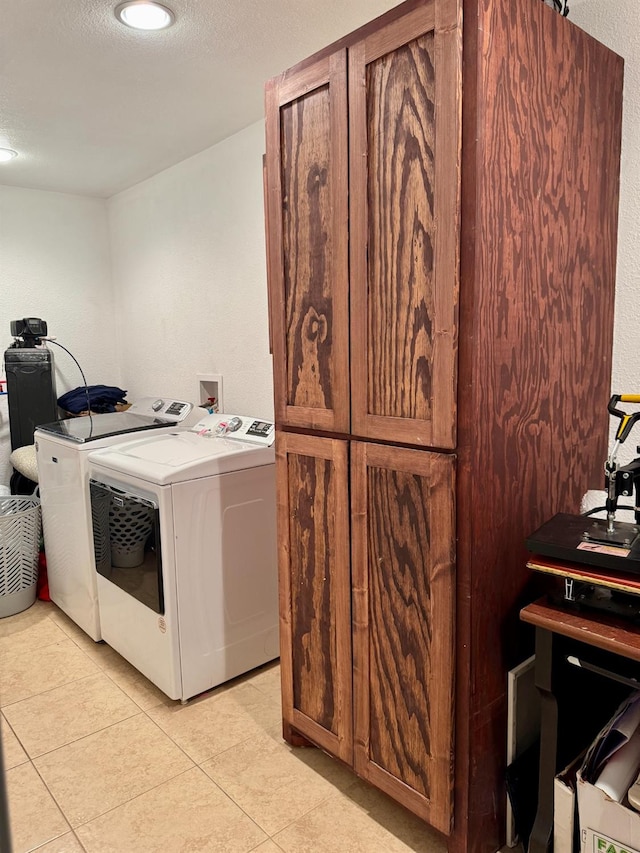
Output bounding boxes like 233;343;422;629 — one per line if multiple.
590;830;639;853
577;542;631;558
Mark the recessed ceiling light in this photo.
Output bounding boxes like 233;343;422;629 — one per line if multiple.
115;1;175;30
0;148;18;163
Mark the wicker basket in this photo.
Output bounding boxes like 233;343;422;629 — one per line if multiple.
90;487;112;577
0;496;41;618
109;501;154;568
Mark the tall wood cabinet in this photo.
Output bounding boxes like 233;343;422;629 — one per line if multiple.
264;0;623;850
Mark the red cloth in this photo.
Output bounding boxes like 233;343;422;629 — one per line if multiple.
37;549;50;601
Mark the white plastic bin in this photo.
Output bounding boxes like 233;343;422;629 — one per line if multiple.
0;496;41;618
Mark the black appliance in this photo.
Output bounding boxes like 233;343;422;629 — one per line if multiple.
4;318;58;450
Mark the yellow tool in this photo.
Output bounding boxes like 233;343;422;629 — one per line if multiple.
604;394;640;535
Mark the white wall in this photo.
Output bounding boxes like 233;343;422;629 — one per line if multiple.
0;186;119;486
569;0;640;462
2;3;638;486
107;120;273;420
0;121;272;487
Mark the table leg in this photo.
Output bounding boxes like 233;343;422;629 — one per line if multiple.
528;627;557;853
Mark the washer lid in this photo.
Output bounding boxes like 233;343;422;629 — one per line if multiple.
35;411;170;443
35;398;194;443
88;430;275;484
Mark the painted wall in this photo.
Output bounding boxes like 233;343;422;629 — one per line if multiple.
569;0;640;462
0;186;119;486
107;120;273;420
0;120;271;488
2;3;638;488
103;1;640;472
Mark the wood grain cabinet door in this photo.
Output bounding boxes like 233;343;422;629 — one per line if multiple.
349;0;461;449
265;52;350;434
351;441;455;834
276;431;353;763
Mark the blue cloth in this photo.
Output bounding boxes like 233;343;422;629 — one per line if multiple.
57;385;128;414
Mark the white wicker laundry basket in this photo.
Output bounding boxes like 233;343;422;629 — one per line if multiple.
109;500;155;568
91;487;112;576
0;496;41;618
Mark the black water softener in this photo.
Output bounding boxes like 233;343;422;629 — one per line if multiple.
4;318;58;450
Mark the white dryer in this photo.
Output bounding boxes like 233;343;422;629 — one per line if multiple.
87;414;278;702
35;397;196;640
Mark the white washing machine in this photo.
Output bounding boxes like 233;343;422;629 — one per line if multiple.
86;414;278;702
35;397;196;640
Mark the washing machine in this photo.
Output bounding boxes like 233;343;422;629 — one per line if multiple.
35;397;196;640
86;414;278;702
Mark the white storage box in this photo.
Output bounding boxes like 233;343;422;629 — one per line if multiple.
577;771;640;853
555;753;584;853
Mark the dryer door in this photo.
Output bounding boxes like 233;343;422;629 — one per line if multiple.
89;479;164;614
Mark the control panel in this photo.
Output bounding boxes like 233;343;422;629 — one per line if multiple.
192;414;275;446
128;397;194;423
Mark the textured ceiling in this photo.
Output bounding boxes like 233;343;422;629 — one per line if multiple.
0;0;400;198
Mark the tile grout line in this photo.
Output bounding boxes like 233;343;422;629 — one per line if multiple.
19;708;145;762
3;609;142;849
0;669;122;714
27;631;232;834
3;614;436;853
1;606;267;849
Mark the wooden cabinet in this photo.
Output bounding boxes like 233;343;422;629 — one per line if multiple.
351;442;455;834
265;0;623;850
276;432;352;763
265;52;350;434
348;3;460;448
265;0;460;447
277;433;455;833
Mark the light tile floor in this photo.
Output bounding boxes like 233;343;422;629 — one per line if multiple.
1;600;450;853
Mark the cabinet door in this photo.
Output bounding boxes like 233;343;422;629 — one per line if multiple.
276;431;352;762
349;0;461;449
351;441;455;834
265;52;350;433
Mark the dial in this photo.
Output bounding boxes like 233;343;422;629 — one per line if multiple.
151;399;164;412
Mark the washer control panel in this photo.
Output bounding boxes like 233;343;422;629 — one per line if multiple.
193;414;275;446
128;397;194;422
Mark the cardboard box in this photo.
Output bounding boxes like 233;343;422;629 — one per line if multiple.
577;771;640;853
554;754;584;853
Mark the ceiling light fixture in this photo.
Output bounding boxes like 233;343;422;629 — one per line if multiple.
115;1;175;30
0;148;18;163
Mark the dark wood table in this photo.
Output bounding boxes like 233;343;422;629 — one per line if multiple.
520;597;640;853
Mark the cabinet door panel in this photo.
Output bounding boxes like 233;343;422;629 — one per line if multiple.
265;52;350;433
352;441;455;834
350;0;461;449
276;431;352;762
